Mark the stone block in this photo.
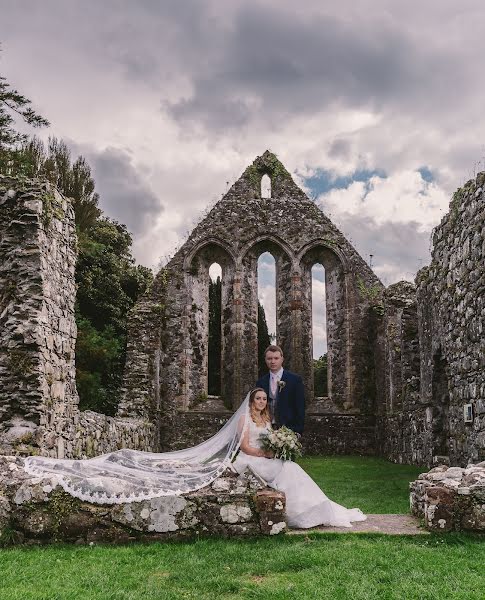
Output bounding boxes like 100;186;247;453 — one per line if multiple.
425;486;455;531
0;458;287;545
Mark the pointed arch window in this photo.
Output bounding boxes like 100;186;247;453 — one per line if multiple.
312;263;328;397
208;263;222;396
261;174;271;198
257;252;276;376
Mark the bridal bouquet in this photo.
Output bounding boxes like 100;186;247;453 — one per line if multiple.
259;426;303;461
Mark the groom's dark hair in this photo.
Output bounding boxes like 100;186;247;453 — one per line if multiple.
264;345;284;357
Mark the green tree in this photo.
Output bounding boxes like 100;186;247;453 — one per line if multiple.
258;302;271;377
10;136;101;232
313;353;328;397
0;61;151;415
13;139;152;413
75;218;152;413
208;277;222;396
75;316;123;415
0;57;49;173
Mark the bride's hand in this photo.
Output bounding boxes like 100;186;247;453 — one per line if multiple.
263;450;274;459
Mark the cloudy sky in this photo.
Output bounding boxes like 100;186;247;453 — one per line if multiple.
2;1;485;356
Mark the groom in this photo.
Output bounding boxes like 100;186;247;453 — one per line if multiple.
256;345;305;435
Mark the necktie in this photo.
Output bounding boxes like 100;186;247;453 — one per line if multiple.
271;375;277;398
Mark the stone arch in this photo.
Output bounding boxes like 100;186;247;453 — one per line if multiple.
297;240;350;272
239;234;296;268
300;244;350;408
242;238;295;367
185;237;236;272
183;241;236;411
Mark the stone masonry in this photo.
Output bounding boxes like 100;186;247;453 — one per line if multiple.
410;462;485;532
119;151;383;452
1;157;484;474
0;176;155;458
378;173;485;467
0;456;286;545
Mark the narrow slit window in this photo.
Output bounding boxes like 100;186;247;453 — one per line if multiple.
257;252;276;376
261;174;271;198
312;263;328;397
208;263;222;396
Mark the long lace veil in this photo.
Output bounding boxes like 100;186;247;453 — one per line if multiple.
24;393;251;504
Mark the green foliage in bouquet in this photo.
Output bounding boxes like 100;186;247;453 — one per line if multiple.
259;426;303;461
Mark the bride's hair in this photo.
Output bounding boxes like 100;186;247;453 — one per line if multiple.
249;387;271;424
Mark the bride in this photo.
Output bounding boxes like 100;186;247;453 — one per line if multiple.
24;388;366;529
233;388;366;529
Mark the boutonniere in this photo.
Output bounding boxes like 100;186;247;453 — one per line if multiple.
278;380;286;392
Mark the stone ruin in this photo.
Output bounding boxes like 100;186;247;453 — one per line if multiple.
119;151;383;454
0;153;484;483
410;461;485;532
0;456;286;544
0;175;156;459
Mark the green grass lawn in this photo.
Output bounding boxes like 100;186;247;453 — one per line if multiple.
0;534;484;600
1;457;482;600
298;455;424;514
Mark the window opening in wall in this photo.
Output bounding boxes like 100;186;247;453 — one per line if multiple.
257;252;275;376
261;174;271;198
208;263;222;396
312;263;328;397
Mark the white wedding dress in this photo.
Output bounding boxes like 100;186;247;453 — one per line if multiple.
233;419;366;529
24;393;366;528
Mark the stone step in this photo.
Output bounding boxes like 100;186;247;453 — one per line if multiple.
289;514;427;535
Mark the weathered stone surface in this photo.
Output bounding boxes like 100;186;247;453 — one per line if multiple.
0;458;286;545
1;161;484;540
0;176;156;459
410;462;485;532
120;151;383;452
378;172;485;467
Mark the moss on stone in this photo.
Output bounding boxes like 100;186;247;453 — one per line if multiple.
244;152;292;193
48;488;81;534
7;350;34;377
40;191;65;228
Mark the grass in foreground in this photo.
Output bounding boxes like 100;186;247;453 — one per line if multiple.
299;456;424;514
0;533;484;600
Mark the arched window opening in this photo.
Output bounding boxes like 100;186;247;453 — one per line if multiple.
257;252;276;376
312;263;328;397
208;263;222;396
261;174;271;198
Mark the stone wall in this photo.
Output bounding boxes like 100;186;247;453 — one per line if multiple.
415;173;485;466
0;176;78;452
378;172;485;467
0;176;155;458
2;164;484;470
410;462;485;531
121;152;383;452
0;456;286;545
376;282;428;464
303;414;376;455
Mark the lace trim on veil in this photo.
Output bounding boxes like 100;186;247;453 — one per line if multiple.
24;394;251;505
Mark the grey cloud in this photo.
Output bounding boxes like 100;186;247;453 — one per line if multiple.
332;213;433;285
1;0;480;137
84;147;163;235
328;139;351;160
163;4;467;130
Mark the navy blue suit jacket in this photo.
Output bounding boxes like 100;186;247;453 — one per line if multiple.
256;370;305;435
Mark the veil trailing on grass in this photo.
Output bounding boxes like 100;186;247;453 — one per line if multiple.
24;394;250;505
